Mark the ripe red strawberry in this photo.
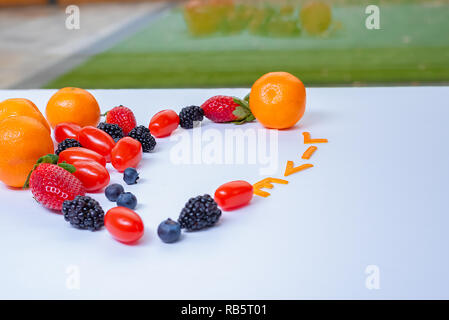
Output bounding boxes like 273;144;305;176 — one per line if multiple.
105;105;136;135
201;95;255;124
29;163;85;211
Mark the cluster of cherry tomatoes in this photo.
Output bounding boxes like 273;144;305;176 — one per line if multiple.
55;122;142;192
54;107;259;245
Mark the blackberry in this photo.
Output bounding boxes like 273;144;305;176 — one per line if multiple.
55;138;82;155
178;194;221;231
62;195;104;231
128;125;156;152
179;106;204;129
97;122;124;142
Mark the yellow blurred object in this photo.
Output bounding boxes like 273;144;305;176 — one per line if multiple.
183;0;234;36
300;1;332;35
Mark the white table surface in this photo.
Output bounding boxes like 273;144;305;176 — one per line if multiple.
0;87;448;299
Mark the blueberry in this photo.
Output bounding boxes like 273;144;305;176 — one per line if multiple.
157;218;181;243
105;183;124;202
116;192;137;209
123;167;139;185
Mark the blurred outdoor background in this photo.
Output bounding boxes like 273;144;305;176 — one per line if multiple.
0;0;448;88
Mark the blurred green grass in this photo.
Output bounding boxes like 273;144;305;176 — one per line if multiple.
45;2;449;88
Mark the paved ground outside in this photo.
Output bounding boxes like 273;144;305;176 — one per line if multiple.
0;1;171;89
1;1;448;89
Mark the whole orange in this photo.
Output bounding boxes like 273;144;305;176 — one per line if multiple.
46;87;100;128
249;72;306;129
0;98;50;133
0;116;54;188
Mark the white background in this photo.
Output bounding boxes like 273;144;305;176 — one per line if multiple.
0;87;448;299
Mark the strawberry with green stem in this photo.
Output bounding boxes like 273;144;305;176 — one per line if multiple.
24;154;85;211
201;95;255;124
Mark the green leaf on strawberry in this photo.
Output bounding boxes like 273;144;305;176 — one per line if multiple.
23;154;76;189
231;97;255;124
57;161;76;174
243;92;250;103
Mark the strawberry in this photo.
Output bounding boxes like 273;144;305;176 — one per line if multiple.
25;155;85;211
201;95;255;124
104;105;136;135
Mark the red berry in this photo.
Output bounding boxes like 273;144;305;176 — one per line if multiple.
29;163;85;211
110;137;142;172
105;206;144;244
54;122;82;143
201;96;254;124
105;105;136;135
214;180;253;211
149;109;179;138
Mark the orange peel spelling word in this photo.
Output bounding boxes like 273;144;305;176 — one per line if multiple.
284;162;313;177
303;132;328;144
253;177;289;197
301;146;317;160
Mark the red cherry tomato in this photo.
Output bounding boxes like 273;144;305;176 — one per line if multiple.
72;160;110;192
110;137;142;172
214;180;254;211
58;147;106;167
54;122;82;143
105;207;144;244
149;109;179;138
77;126;115;160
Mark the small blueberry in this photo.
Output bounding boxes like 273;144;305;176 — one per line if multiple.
116;192;137;209
157;218;181;243
123;167;139;185
105;183;124;202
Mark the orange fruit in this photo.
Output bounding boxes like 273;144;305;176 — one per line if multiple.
0;116;54;188
0;98;50;133
46;87;100;128
249;72;306;129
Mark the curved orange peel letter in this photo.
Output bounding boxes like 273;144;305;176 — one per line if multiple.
303;132;328;144
302;146;317;159
284;162;313;177
253;177;288;197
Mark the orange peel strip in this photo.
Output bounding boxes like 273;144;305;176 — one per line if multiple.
253;189;270;198
302;146;317;159
303;132;328;144
268;178;289;185
284;161;313;177
253;177;289;197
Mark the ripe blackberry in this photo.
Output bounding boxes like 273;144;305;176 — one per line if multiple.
97;122;124;142
55;138;82;155
178;194;222;231
62;195;104;231
128;125;156;152
179;106;204;129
